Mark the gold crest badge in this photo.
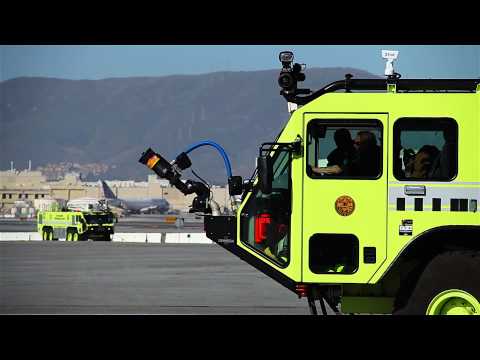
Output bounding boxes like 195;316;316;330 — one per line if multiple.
335;195;355;216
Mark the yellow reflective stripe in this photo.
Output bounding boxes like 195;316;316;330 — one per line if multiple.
43;220;73;225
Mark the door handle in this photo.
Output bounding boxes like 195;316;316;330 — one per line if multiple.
404;185;426;196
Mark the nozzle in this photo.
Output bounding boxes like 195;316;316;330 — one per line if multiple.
139;148;190;194
138;148;156;166
139;148;176;180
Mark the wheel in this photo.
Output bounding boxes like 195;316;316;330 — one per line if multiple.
394;251;480;315
426;289;480;315
66;231;72;241
48;229;53;241
72;231;79;242
42;230;48;240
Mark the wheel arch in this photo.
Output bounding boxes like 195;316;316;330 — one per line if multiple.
378;225;480;310
395;225;480;261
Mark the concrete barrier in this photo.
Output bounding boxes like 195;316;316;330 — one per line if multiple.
167;232;212;244
0;232;30;241
164;233;180;243
0;232;64;241
1;232;212;244
29;233;43;241
112;233;148;243
182;233;212;244
146;233;163;244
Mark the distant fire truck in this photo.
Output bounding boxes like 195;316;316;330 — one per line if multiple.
38;201;116;241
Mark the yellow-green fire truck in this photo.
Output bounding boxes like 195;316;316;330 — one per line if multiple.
37;209;115;241
139;51;479;315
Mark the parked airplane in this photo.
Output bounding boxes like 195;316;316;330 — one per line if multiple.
99;180;170;214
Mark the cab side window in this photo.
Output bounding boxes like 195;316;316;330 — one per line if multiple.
393;118;458;181
307;119;383;179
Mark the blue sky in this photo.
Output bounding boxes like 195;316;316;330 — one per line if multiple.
1;45;479;81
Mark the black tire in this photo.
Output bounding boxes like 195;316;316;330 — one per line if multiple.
394;251;480;315
45;228;54;241
70;229;79;241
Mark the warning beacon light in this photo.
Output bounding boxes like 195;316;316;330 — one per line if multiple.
382;49;399;77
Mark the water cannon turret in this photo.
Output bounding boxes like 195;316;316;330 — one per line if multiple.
139;148;212;214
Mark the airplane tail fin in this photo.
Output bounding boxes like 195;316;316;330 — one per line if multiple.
99;180;117;199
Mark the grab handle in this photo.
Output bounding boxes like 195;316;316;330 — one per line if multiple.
404;185;426;196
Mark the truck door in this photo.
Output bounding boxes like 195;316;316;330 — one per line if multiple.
237;142;302;289
302;114;388;284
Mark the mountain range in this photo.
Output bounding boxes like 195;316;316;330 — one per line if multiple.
0;67;380;184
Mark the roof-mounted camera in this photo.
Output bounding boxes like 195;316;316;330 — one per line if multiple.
278;51;311;104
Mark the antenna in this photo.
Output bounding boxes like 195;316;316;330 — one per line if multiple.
382;50;399;77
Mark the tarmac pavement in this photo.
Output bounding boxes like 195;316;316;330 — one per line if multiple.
0;241;318;315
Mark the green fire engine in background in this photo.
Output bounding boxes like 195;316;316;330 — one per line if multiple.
37;207;116;241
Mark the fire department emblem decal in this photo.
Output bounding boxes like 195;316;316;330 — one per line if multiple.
335;195;355;216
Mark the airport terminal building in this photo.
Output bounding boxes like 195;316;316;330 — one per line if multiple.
0;169;228;216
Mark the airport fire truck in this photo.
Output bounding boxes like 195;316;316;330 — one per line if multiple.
139;51;480;315
37;202;115;241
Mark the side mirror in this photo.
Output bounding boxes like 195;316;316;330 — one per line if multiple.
257;156;273;195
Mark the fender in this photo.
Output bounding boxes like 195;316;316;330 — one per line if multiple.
376;225;480;311
378;225;480;283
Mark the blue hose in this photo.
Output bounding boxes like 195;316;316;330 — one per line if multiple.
180;140;232;178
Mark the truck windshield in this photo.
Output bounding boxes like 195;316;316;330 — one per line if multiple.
84;214;114;224
240;149;291;267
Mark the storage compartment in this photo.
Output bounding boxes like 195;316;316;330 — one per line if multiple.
309;234;359;274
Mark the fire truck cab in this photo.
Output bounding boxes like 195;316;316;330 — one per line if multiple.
207;54;480;315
